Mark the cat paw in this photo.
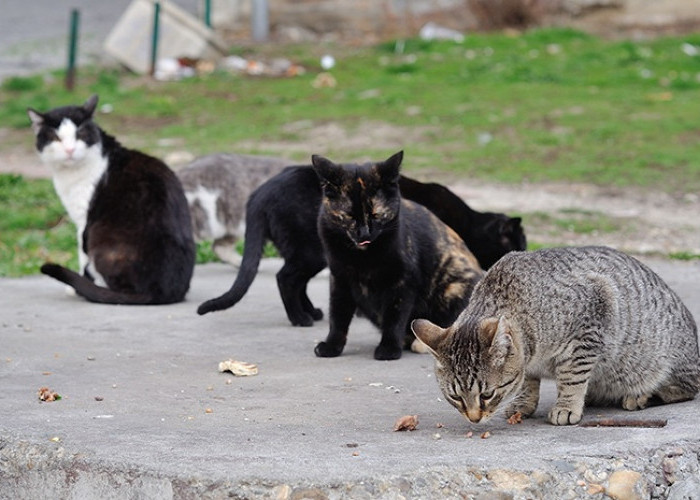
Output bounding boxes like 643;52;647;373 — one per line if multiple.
622;395;650;411
290;314;314;327
315;341;344;358
547;406;582;425
505;403;536;419
310;308;324;321
374;344;402;361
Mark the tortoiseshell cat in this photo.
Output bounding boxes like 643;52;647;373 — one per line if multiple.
312;151;483;360
28;95;195;304
413;246;700;425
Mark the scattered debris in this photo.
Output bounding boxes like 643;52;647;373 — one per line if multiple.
218;359;258;377
320;54;335;70
394;414;419;432
312;72;337;88
38;387;60;402
507;412;523;425
419;22;465;43
480;431;492;439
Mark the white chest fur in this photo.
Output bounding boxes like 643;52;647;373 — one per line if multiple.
39;121;108;271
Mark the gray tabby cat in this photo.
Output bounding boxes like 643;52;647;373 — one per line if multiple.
412;246;700;425
176;153;289;265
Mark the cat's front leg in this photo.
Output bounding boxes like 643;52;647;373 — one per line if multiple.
548;352;596;425
315;273;356;358
505;377;540;419
375;290;416;361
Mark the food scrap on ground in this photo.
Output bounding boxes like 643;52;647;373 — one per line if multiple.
393;414;419;432
218;359;258;377
480;431;492;439
38;387;60;402
507;411;523;425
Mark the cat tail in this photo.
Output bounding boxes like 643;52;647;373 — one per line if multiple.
196;198;267;315
41;263;154;305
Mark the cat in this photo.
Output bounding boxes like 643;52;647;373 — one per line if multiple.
27;94;195;305
198;164;326;325
397;176;525;269
176;153;289;265
412;245;700;425
312;151;484;360
197;162;521;327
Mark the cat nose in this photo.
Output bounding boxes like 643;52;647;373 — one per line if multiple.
65;147;75;156
357;225;370;241
466;409;482;423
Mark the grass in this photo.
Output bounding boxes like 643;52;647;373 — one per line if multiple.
2;28;700;276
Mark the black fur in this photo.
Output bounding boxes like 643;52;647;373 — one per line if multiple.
397;176;526;269
31;96;195;305
312;151;482;360
198;159;525;325
197;166;324;324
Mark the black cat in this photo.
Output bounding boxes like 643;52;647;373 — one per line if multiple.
198;165;326;324
28;95;195;304
312;151;483;360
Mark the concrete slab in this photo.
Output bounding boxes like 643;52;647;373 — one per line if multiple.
1;257;699;498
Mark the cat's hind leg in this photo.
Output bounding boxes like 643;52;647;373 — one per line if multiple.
276;255;326;327
623;384;697;410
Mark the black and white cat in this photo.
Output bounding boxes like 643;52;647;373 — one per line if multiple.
28;95;195;304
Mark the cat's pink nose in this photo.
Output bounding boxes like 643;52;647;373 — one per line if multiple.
65;147;75;157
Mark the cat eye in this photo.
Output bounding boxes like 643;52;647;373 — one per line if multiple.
480;390;495;403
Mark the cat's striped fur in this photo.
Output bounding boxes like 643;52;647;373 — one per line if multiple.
413;246;700;425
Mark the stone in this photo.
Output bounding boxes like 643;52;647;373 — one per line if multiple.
606;470;648;500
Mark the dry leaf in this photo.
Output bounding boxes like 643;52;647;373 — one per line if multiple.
38;387;61;402
393;414;419;431
218;359;258;377
480;431;491;439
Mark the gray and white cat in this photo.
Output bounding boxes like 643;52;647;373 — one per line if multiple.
176;153;289;265
412;246;700;425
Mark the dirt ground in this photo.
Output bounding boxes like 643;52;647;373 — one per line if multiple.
5;120;699;258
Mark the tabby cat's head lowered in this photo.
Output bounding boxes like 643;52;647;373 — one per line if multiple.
412;316;525;423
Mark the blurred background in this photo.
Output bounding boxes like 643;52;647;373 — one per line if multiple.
1;0;699;275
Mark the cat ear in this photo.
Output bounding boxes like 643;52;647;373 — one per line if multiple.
411;318;449;356
27;109;44;134
83;94;99;116
483;316;513;362
311;154;344;191
375;150;403;184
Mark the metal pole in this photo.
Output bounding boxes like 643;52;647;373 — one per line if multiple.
150;2;161;77
204;0;212;28
251;0;269;42
66;9;80;91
